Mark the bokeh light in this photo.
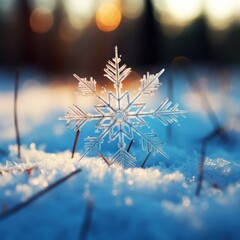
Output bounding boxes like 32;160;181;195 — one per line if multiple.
164;0;202;23
30;7;53;33
122;0;145;19
153;0;202;37
153;0;202;25
237;2;240;24
63;0;95;30
96;2;122;32
1;0;240;73
204;0;236;30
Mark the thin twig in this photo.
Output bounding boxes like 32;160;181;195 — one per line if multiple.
79;200;94;240
141;152;151;168
98;153;111;166
203;126;228;143
184;66;230;144
14;68;21;159
178;61;229;196
212;182;222;190
195;140;207;196
127;139;134;153
195;125;227;196
72;130;80;158
0;168;82;221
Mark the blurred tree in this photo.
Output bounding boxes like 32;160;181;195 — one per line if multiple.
0;0;240;77
137;0;163;67
18;0;35;66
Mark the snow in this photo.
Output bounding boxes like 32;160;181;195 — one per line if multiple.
0;83;72;141
1;144;240;240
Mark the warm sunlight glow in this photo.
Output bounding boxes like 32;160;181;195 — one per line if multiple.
165;0;202;22
204;0;236;30
30;7;53;33
63;0;95;17
96;3;122;32
63;0;95;30
153;0;201;26
122;0;145;19
152;0;202;37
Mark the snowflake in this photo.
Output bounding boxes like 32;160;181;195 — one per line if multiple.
60;46;186;168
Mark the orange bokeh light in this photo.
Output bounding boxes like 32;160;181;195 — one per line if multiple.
96;3;121;32
30;7;53;33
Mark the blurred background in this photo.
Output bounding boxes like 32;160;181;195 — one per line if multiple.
0;0;239;187
1;0;240;78
0;0;240;157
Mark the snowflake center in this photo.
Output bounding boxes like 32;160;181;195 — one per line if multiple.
116;110;126;122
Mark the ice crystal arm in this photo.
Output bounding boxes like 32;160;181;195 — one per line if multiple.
77;77;96;96
111;149;136;168
59;105;102;131
140;132;167;157
99;118;119;139
78;137;102;160
140;72;162;96
104;47;131;109
126;121;168;158
154;98;187;126
129;98;186;126
124;69;164;111
74;74;115;112
80;123;116;159
104;46;131;107
104;46;131;86
139;69;164;96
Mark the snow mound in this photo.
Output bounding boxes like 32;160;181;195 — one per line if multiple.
0;144;240;240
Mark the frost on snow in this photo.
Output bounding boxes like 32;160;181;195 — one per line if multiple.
60;46;186;167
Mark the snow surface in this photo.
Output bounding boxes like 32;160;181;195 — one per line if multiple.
1;144;240;240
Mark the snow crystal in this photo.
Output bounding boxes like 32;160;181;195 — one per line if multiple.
60;46;186;167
